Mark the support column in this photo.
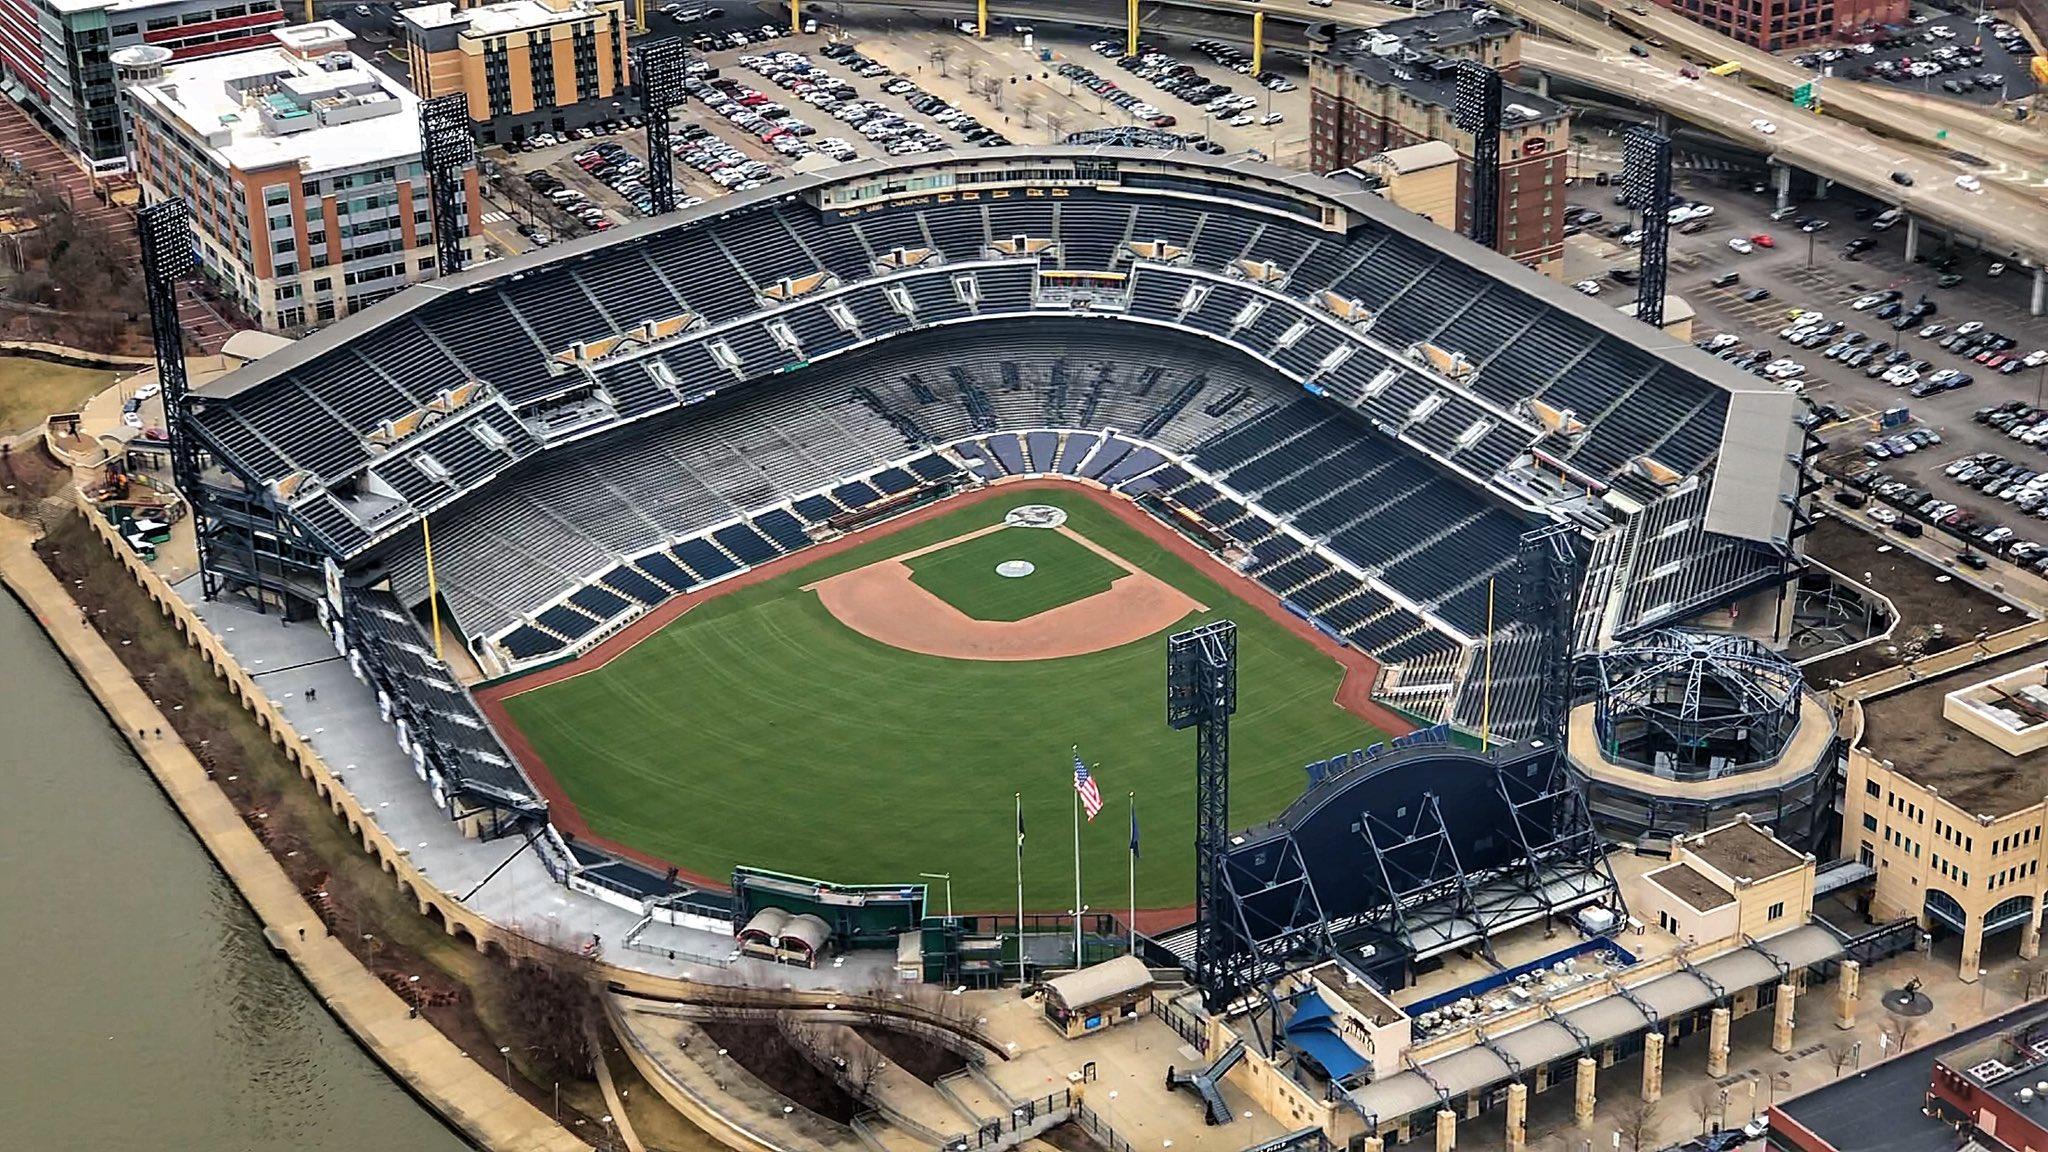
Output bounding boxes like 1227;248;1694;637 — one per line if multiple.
1707;1006;1732;1077
1575;1056;1598;1127
1814;176;1832;200
2024;916;2041;961
2032;266;2045;317
1436;1108;1457;1152
1904;214;1920;263
1961;920;1986;983
1772;980;1798;1053
1642;1032;1665;1102
1836;959;1861;1030
1773;163;1793;212
1535;71;1550;98
1506;1082;1529;1152
1365;1139;1384;1152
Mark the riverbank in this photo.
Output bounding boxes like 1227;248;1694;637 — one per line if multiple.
0;513;589;1152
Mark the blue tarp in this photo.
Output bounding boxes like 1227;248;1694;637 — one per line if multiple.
1285;993;1367;1082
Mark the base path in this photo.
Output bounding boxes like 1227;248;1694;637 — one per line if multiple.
804;523;1204;661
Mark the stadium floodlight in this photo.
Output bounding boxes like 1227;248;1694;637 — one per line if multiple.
636;37;687;215
1452;61;1503;251
138;198;217;601
1623;125;1672;328
1168;620;1239;1010
418;94;475;276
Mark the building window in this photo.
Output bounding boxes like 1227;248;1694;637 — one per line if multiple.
1767;902;1785;921
1865;780;1880;798
1863;814;1878;833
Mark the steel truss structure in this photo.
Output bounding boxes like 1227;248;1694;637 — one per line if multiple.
636;38;686;215
1358;763;1619;965
1592;629;1803;777
1065;126;1188;149
138;199;217;601
1169;621;1241;1011
1623;126;1672;328
419;94;475;276
1512;522;1581;740
1453;62;1504;252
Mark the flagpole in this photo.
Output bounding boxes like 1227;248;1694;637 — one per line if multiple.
1127;791;1137;956
1072;778;1084;967
1015;791;1026;985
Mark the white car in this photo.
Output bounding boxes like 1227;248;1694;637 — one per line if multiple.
1870;507;1900;526
1851;294;1882;311
1956;174;1983;192
1686;204;1715;220
1259;112;1284;126
1958;321;1985;336
2025;350;2048;368
1574;280;1602;296
132;381;161;401
1750;118;1777;135
1727;237;1754;254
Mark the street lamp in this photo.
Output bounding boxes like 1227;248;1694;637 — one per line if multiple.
1768;1070;1791;1108
499;1044;512;1084
601;1113;615;1152
1980;967;1991;1014
407;973;420;1018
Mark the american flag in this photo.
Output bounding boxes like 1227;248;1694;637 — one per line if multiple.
1073;750;1104;821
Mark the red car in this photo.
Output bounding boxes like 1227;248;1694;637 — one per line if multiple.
1751;233;1776;248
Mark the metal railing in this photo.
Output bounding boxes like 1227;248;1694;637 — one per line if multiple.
936;1089;1073;1152
1155;991;1210;1055
1072;1101;1135;1152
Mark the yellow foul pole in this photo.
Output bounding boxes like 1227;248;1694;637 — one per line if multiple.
978;0;987;38
1252;11;1264;75
1126;0;1138;58
423;516;444;663
790;0;799;35
1481;578;1494;753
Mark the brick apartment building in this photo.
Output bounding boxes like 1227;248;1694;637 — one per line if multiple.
1307;10;1570;277
1652;0;1907;51
401;0;629;145
124;22;482;330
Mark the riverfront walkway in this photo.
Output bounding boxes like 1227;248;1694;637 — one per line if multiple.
0;517;585;1152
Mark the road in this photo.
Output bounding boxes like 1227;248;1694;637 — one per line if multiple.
850;0;2048;291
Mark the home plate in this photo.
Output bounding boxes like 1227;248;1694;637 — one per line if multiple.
996;560;1036;578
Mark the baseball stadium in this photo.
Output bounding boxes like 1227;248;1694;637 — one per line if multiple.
180;146;1818;942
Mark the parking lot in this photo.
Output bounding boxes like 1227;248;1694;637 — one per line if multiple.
475;5;1316;255
1787;4;2036;105
1579;164;2048;577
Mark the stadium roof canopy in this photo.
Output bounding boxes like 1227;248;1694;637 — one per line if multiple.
187;146;1788;562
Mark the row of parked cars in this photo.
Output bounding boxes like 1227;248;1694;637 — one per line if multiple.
1839;464;2038;574
571;141;662;217
509;116;646;153
1976;402;2048;453
684;19;795;54
674;128;784;191
1059;58;1180;129
522;169;616;234
1186;37;1297;91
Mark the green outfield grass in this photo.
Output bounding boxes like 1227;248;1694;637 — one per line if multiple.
501;490;1388;911
905;525;1125;621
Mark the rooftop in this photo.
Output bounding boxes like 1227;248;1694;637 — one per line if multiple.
403;0;616;36
124;26;420;175
1647;861;1733;911
1775;1003;2048;1152
1686;818;1805;882
1310;15;1568;126
1858;642;2048;818
1371;140;1461;173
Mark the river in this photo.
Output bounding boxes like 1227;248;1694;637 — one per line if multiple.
0;592;470;1150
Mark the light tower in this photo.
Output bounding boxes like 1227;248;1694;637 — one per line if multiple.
1167;620;1238;1011
636;38;686;216
1452;61;1504;253
1624;125;1673;329
138;199;217;600
418;94;475;276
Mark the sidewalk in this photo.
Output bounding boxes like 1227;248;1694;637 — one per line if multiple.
0;516;584;1152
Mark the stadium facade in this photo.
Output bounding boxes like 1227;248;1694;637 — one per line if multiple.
177;148;1812;860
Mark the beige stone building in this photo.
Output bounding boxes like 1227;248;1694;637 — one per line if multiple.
1352;141;1460;230
1845;649;2048;980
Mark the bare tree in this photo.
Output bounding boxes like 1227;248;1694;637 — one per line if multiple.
1826;1038;1858;1078
964;58;985;87
495;930;606;1081
1689;1087;1718;1136
1881;1015;1920;1057
1016;92;1041;129
1615;1097;1661;1152
1042;109;1070;141
2014;961;2048;1002
976;76;1004;110
928;45;953;77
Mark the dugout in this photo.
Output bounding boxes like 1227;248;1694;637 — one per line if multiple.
1042;955;1154;1038
733;866;925;950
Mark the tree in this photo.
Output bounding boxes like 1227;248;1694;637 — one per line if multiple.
1689;1087;1719;1136
1615;1096;1661;1152
928;45;952;77
976;76;1004;110
1016;93;1041;129
1826;1038;1859;1078
1042;109;1070;141
494;931;606;1081
1881;1015;1920;1058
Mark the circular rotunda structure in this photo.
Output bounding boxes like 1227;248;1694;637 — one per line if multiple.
1567;628;1835;850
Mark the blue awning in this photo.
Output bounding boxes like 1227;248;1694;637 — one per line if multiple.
1286;992;1367;1082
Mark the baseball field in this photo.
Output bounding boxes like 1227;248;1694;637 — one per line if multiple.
493;487;1393;913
